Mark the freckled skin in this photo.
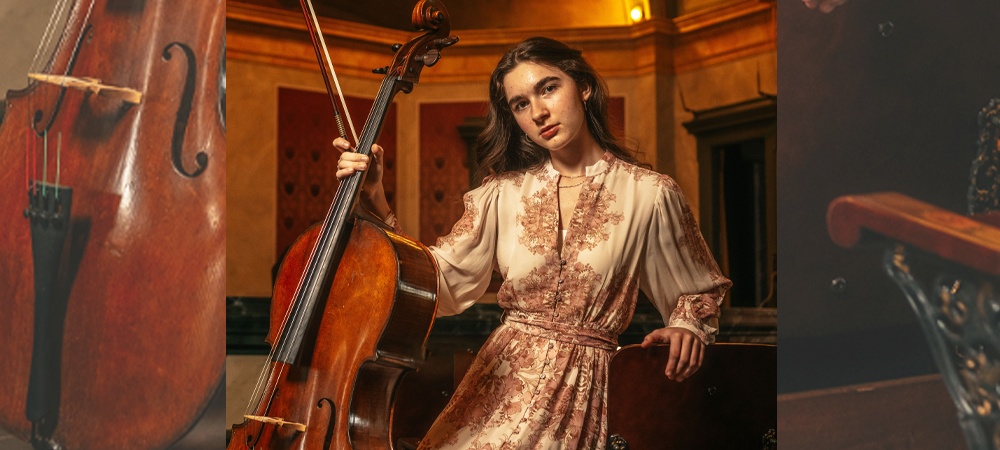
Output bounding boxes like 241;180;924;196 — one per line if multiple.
502;62;597;162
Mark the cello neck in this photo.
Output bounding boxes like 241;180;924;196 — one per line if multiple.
272;74;406;364
272;0;457;365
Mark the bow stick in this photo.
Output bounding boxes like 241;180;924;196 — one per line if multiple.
298;0;359;146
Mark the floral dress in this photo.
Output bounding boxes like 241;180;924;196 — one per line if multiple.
414;152;731;450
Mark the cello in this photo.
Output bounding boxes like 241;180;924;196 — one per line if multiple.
227;1;457;449
0;1;226;449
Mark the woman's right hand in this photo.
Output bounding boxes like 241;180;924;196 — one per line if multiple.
334;137;384;199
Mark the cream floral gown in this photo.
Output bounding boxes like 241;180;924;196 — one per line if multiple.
414;152;731;450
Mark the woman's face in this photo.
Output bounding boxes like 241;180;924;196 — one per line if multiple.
503;62;591;155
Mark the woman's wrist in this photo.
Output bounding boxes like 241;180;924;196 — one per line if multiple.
362;184;392;222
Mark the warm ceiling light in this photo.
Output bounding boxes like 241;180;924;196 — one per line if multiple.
630;6;643;21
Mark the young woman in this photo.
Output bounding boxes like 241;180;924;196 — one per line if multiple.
335;37;730;450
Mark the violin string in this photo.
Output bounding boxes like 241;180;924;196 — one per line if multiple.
303;0;359;145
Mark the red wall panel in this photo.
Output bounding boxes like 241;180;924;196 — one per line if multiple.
277;88;397;258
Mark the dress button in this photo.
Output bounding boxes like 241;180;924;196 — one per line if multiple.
558;279;564;284
548;343;554;348
554;313;560;317
540;374;546;380
560;260;567;266
544;359;550;365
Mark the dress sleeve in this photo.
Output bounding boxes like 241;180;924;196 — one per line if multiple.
427;178;501;317
640;181;732;344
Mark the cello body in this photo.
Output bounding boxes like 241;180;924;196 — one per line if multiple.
229;219;437;450
228;1;455;448
0;1;226;449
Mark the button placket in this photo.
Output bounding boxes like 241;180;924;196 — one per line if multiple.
553;259;567;320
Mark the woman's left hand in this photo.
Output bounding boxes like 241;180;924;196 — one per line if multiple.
640;327;704;382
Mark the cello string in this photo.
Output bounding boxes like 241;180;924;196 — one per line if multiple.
241;15;384;411
32;121;36;190
55;132;61;199
30;97;34;191
242;75;393;416
25;130;29;192
70;0;98;78
272;74;390;358
25;129;29;192
43;130;47;196
303;0;359;145
29;0;71;74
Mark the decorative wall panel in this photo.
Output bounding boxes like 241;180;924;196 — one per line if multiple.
277;88;397;258
419;102;489;246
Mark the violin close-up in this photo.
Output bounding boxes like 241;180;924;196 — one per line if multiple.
0;0;226;449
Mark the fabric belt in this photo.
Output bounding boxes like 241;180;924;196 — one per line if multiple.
504;312;618;351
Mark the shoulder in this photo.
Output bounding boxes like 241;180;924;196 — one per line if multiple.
482;170;527;189
608;158;683;197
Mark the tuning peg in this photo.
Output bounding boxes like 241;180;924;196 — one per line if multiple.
434;36;459;49
372;67;388;74
391;43;402;53
419;49;440;67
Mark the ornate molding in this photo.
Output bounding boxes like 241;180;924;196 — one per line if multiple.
226;0;775;82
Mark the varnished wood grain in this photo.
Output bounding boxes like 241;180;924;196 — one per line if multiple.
828;192;1000;276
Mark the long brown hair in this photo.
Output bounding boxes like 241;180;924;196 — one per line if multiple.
475;37;641;182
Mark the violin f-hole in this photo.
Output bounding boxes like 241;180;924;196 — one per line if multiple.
162;42;208;178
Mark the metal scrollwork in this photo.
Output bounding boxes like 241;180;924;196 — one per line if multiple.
969;98;1000;215
762;428;777;450
607;434;629;450
884;245;1000;449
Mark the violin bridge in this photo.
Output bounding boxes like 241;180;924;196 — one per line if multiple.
243;414;307;432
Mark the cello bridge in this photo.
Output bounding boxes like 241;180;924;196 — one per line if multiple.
243;414;307;432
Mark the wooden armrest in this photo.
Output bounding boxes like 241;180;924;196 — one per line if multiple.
827;192;1000;276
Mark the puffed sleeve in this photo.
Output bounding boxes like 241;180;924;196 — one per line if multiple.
640;182;732;344
428;178;501;317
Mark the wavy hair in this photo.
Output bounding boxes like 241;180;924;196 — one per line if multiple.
475;37;642;182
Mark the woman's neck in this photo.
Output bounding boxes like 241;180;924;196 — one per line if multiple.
548;131;604;176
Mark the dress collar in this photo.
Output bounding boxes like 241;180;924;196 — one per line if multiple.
543;151;615;178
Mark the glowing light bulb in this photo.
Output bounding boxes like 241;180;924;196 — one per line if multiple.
630;6;643;21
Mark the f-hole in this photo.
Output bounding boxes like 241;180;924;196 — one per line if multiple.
162;42;208;178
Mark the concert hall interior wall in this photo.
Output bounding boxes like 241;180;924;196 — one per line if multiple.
225;0;777;298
